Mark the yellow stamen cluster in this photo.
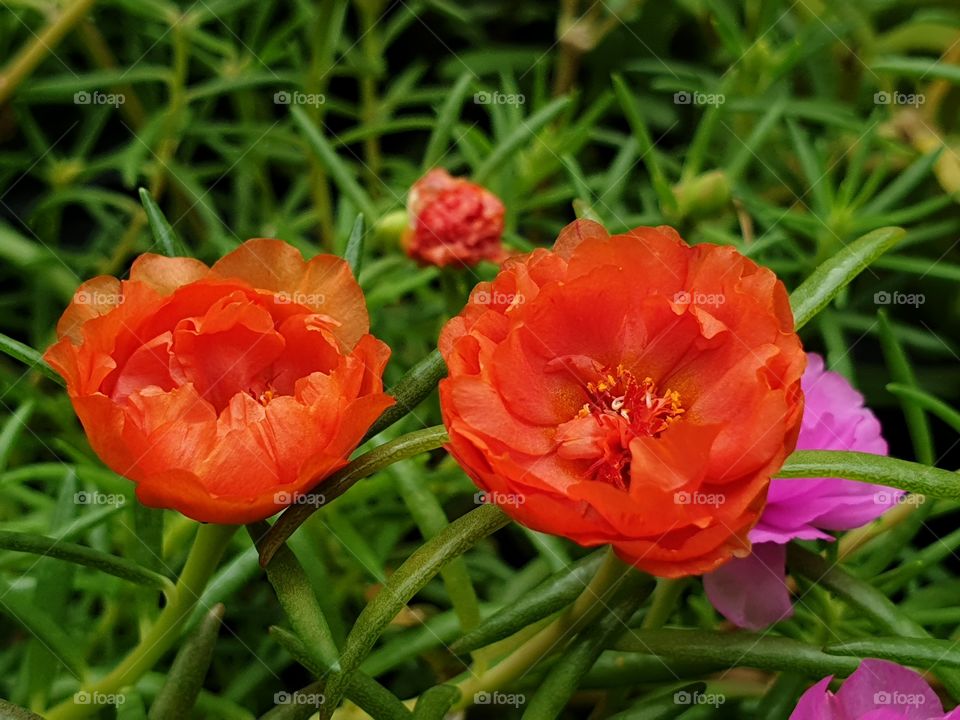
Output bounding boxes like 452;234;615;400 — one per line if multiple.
577;365;684;435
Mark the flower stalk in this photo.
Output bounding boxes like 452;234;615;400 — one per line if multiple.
450;548;631;710
0;0;97;105
46;522;236;720
258;425;451;566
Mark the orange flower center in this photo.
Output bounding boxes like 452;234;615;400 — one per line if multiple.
566;365;684;489
578;365;684;437
254;386;277;406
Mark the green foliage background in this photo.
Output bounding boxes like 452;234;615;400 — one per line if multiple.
1;0;959;717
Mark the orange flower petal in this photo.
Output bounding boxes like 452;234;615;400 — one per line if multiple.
211;238;369;349
553;218;609;258
56;276;123;343
129;254;210;295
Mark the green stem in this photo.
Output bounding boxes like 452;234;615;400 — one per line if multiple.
0;332;64;386
439;267;467;317
393;462;482;633
363;349;446;441
357;0;384;194
451;548;627;710
258;425;450;565
552;34;583;98
46;523;237;720
613;628;860;677
777;450;960;500
642;578;686;630
0;0;97;105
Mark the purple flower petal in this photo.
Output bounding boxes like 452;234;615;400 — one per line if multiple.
789;677;835;720
790;659;947;719
703;542;793;629
750;352;897;544
835;660;942;719
707;353;901;629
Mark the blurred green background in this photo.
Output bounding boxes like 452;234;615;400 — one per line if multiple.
1;0;960;717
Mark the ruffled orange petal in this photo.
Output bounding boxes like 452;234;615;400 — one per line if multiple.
129;254;210;295
56;276;123;343
121;384;219;479
170;294;285;411
211;239;369;349
553;218;609;259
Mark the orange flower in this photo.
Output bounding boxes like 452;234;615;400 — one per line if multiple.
439;220;805;577
45;240;393;524
402;168;506;267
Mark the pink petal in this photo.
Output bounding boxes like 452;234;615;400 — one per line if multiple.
834;659;942;719
752;352;896;543
790;660;947;719
790;677;835;720
703;542;793;629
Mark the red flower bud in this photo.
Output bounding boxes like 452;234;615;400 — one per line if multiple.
402;169;506;267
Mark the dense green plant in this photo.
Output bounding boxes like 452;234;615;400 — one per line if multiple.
1;0;959;718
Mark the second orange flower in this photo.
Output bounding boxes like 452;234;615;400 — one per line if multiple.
439;220;806;577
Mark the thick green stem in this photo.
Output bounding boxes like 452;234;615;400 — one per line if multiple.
363;350;446;442
46;523;236;720
642;578;686;630
778;450;960;500
439;267;468;318
393;461;482;634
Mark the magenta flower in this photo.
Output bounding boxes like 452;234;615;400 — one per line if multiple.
791;659;960;719
704;353;901;629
